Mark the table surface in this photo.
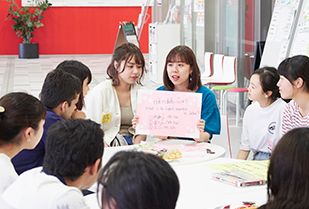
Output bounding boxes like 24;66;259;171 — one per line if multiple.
102;139;226;167
85;141;267;209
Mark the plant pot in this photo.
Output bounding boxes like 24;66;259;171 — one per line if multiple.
19;43;39;59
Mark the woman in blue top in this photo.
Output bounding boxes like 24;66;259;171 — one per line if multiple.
157;45;220;142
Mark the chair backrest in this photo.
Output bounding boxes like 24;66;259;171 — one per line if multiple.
202;52;213;78
211;114;232;158
211;54;224;79
221;56;236;84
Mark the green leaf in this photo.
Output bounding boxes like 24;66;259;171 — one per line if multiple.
4;0;52;43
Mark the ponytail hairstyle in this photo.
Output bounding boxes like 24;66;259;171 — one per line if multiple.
252;67;280;102
0;92;46;146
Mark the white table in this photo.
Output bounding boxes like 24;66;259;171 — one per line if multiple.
85;142;267;209
173;158;267;209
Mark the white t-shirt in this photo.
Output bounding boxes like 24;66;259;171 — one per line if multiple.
2;167;90;209
0;153;18;195
0;153;18;209
240;98;287;154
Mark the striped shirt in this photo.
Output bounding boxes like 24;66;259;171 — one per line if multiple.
282;100;309;135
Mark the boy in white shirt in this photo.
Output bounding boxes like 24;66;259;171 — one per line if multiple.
2;119;104;209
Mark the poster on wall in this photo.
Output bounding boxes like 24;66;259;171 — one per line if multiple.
22;0;154;7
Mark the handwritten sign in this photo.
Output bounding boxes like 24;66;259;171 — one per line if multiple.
136;90;202;138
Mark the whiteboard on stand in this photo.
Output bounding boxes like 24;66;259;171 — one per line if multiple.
260;0;302;69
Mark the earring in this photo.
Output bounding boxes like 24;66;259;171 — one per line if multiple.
27;138;31;142
189;73;193;82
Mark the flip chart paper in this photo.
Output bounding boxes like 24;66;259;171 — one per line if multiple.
207;160;269;180
136;90;202;138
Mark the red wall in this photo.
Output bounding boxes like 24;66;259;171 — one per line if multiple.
0;1;151;55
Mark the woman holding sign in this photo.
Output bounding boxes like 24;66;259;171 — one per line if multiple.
84;43;146;146
156;45;220;142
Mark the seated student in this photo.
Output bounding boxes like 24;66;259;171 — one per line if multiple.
134;45;220;142
2;119;104;209
0;93;46;197
277;55;309;135
12;69;82;175
85;43;146;146
259;127;309;209
97;151;179;209
237;67;286;160
56;60;92;119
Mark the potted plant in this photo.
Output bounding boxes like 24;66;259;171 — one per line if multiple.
5;0;52;58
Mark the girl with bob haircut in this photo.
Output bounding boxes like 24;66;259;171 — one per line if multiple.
97;151;179;209
0;92;46;195
157;45;220;142
85;43;146;146
259;127;309;209
237;67;286;160
56;60;92;119
56;60;92;110
277;55;309;135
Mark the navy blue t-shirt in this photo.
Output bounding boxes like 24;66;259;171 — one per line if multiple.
12;107;63;175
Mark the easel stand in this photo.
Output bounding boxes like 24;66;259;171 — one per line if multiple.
114;22;140;51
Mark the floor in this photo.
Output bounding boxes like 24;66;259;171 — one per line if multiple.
0;55;248;159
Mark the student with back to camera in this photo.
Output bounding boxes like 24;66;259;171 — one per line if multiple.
85;43;146;146
12;69;82;175
97;151;179;209
259;127;309;209
56;60;92;119
0;92;46;200
133;45;220;142
277;55;309;135
2;119;104;209
237;67;286;160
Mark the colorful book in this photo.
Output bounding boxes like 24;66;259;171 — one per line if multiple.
211;170;267;187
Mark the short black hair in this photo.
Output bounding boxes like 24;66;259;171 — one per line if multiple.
278;55;309;92
97;151;179;209
43;119;104;181
56;60;92;110
40;68;81;109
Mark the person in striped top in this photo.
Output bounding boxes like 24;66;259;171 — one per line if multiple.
277;55;309;136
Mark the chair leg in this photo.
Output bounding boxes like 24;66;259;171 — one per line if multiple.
219;90;224;114
223;91;228;115
236;92;239;126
